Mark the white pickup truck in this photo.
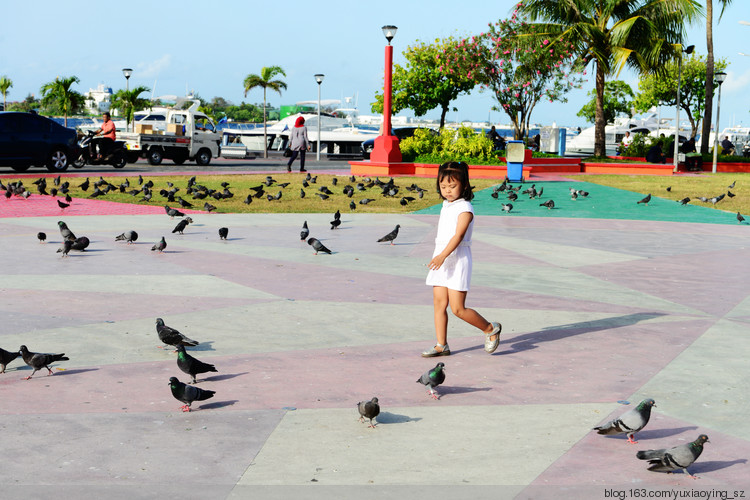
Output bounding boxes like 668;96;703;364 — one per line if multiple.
120;98;221;166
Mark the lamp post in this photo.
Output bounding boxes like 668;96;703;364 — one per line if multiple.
712;71;727;174
314;74;325;161
122;68;133;132
370;25;402;163
673;45;694;172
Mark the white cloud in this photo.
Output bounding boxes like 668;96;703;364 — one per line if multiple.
136;54;172;79
722;68;750;94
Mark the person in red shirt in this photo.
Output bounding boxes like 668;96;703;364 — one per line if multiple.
91;112;116;159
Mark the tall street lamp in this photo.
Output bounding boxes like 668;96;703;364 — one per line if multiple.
314;74;325;161
673;45;694;172
122;68;133;132
712;71;727;173
370;25;402;163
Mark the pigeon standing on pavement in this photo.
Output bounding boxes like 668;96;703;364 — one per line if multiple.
539;199;555;209
678;197;691;205
502;203;513;213
164;205;185;218
58;221;76;241
168;377;215;412
115;230;138;243
377;224;400;245
593;398;656;444
0;347;20;373
357;397;381;428
57;240;73;257
300;221;309;241
57;199;69;211
19;345;69;380
172;218;191;234
417;362;446;399
636;434;709;477
307;237;332;255
737;212;746;224
37;232;46;243
176;345;217;383
151;237;167;253
69;237;90;251
155;318;199;349
218;227;229;240
637;194;652;205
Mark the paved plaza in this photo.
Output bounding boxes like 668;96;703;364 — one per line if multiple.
0;172;749;499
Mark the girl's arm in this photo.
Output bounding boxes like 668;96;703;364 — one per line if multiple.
428;211;473;271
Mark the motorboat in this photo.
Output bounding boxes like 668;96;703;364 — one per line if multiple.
707;126;750;154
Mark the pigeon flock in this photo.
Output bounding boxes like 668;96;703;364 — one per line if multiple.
657;179;747;223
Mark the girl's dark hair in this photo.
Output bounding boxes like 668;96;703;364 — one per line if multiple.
436;161;473;201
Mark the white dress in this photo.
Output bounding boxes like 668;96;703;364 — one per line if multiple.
425;198;474;291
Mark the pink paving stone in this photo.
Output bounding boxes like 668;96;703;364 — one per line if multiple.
0;195;203;218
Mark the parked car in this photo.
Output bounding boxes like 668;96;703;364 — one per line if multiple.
360;127;437;159
0;111;79;172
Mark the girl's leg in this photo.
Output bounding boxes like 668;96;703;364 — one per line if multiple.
447;289;499;341
432;286;449;351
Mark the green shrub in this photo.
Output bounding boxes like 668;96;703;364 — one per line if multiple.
399;128;441;162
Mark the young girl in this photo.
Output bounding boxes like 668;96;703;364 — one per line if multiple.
423;161;501;357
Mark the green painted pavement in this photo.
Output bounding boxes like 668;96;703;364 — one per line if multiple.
416;181;742;225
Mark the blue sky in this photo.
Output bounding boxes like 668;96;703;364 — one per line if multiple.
2;0;749;130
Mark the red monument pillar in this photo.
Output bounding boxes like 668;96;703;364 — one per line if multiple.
370;25;402;163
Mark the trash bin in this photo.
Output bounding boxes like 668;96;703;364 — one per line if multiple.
505;140;525;182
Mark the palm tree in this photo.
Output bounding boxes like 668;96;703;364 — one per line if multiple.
112;86;151;131
519;0;702;157
40;76;85;127
243;66;287;158
0;75;12;111
700;1;734;154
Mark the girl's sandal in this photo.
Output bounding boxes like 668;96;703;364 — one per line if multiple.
421;343;450;357
484;322;502;354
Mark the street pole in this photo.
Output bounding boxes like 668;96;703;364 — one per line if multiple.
712;72;727;174
314;74;325;161
122;68;133;132
673;45;693;172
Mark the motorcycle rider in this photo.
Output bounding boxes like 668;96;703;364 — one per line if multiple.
91;112;116;160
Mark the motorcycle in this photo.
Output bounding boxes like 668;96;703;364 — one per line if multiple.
73;130;127;169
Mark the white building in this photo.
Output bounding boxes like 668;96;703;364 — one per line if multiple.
84;84;113;114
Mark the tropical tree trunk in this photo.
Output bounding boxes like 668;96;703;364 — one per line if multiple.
263;87;268;159
439;103;448;129
594;61;607;157
701;0;715;154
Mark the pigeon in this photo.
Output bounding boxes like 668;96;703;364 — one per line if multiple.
58;221;76;241
300;221;310;241
727;190;735;198
678;197;691;205
57;199;69;211
571;191;578;201
69;237;90;251
155;318;199;349
593;398;656;444
576;190;590;198
79;178;90;191
666;186;672;192
115;230;138;244
508;192;518;202
176;345;217;384
307;237;332;255
502;203;513;213
164;205;184;218
349;201;356;211
0;347;20;373
243;194;253;204
728;180;736;189
709;193;725;205
417;362;446;399
168;377;215;412
636;434;709;477
377;224;400;245
637;194;652;205
53;175;61;186
330;219;341;230
218;227;229;240
316;193;329;200
333;209;341;221
64;194;72;203
737;212;746;224
357;397;380;428
539;199;555;209
331;177;338;186
359;198;375;205
19;345;69;380
57;240;73;257
37;232;46;243
299;188;306;199
151;237;167;253
172;218;191;234
203;202;217;212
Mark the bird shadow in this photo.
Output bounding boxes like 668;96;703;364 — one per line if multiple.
689;459;747;473
496;312;666;354
198;400;238;410
224;237;245;241
202;372;247;382
50;367;100;377
634;426;699;440
77;249;110;253
187;341;216;352
439;386;492;395
375;411;422;425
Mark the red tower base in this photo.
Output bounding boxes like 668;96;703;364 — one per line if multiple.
370;135;402;163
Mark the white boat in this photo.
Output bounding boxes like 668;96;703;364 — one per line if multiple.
221;111;378;159
707;126;750;154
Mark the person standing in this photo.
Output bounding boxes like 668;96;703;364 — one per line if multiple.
91;112;116;159
287;116;310;172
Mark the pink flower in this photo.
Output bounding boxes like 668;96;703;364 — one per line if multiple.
543;39;549;45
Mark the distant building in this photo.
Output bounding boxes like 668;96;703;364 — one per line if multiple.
84;84;113;114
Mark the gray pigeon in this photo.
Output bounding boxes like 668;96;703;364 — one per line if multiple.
176;344;217;383
377;224;400;245
69;237;90;251
593;398;656;443
58;221;76;241
19;345;69;380
168;376;215;412
0;347;20;373
539;199;555;209
636;434;709;477
300;221;309;241
417;362;446;399
155;318;199;349
151;237;167;253
502;203;513;213
115;230;138;243
218;227;229;240
57;240;73;257
357;397;380;428
164;205;184;218
307;237;331;255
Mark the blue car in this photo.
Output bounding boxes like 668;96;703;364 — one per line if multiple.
0;112;79;172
